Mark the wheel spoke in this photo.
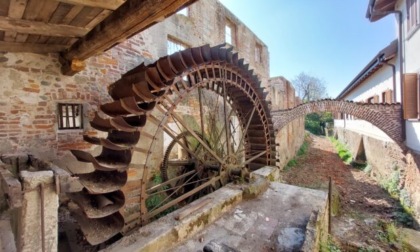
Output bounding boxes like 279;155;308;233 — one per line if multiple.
236;107;256;155
147;170;197;193
149;172;199;212
147;175;220;219
222;69;231;156
198;86;205;138
240;150;268;167
161;124;206;163
159;104;224;164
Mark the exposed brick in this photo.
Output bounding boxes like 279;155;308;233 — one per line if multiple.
272;100;403;147
22;87;40;93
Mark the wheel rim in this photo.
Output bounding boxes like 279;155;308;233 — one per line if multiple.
143;65;271;221
70;44;276;242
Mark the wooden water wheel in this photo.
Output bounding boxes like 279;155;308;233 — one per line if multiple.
69;44;276;245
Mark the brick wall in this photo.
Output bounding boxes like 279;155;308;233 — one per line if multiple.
0;0;272;172
0;34;152;166
272;100;403;146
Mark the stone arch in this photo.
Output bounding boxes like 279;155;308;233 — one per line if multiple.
271;99;403;145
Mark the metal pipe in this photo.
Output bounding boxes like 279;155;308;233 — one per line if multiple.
381;59;397;103
369;4;404;137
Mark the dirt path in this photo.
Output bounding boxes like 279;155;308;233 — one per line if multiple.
281;134;411;251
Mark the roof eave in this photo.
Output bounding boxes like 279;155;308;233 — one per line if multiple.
366;0;398;22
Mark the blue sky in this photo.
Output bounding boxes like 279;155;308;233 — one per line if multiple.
218;0;396;98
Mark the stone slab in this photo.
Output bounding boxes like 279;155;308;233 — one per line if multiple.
171;182;328;252
102;186;243;252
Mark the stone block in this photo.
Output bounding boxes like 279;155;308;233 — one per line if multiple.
18;170;58;252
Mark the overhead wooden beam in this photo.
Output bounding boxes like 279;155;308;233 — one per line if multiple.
4;0;27;42
61;0;197;75
0;16;89;37
57;0;126;10
0;41;68;53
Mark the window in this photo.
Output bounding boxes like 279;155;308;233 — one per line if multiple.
177;7;188;16
255;43;262;63
167;37;187;55
407;0;419;32
58;103;83;130
225;20;236;46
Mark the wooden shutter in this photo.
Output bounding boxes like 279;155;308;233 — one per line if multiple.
403;73;418;119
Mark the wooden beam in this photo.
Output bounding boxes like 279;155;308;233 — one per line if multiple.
59;57;86;75
61;0;197;74
0;41;68;53
57;0;126;10
4;0;28;42
0;16;89;37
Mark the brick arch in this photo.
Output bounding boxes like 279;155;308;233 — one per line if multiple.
271;100;403;145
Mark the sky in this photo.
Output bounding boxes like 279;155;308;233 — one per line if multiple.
218;0;396;98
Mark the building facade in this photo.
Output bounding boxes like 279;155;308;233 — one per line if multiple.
334;0;420;224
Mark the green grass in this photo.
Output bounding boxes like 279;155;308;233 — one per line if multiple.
297;140;309;156
145;173;177;219
284;137;310;171
320;236;341;252
329;137;352;164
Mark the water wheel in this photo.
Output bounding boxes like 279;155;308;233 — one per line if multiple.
69;44;276;245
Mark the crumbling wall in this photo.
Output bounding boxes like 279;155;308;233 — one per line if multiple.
269;77;305;169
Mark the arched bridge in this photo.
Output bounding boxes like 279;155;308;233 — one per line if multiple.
271;99;403;144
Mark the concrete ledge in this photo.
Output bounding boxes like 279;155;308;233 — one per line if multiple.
250;166;280;181
103;166;282;252
103;186;243;252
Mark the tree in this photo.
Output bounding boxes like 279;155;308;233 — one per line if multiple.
293;72;326;102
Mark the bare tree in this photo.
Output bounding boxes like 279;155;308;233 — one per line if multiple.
293;72;326;102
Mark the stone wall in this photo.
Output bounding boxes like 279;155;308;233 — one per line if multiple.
0;34;151;168
269;77;305;169
0;0;270;169
334;127;420;226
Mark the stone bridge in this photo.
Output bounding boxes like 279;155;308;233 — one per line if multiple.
271;100;403;145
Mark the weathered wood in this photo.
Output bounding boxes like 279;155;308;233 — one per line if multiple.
57;0;126;10
60;5;84;25
0;16;89;37
0;41;67;53
60;57;86;76
0;0;9;16
35;1;60;23
69;6;103;27
4;0;27;42
61;0;197;74
0;165;22;209
85;9;111;29
29;156;83;193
